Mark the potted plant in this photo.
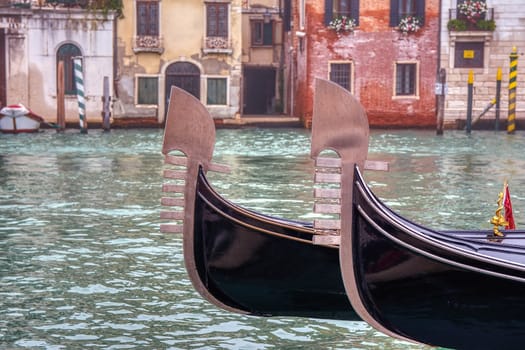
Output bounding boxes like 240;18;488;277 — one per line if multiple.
398;15;422;34
476;19;496;31
458;0;488;23
447;19;468;31
328;16;357;34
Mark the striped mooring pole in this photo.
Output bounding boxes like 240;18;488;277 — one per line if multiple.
73;57;88;134
508;46;518;134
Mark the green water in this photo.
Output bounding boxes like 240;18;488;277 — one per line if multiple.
1;128;524;349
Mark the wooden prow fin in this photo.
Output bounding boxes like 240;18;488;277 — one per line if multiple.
310;79;369;167
310;79;370;246
160;86;242;315
310;79;415;344
162;86;215;170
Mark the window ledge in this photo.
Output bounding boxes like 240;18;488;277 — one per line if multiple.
449;30;493;44
392;95;420;101
135;104;159;108
203;48;233;55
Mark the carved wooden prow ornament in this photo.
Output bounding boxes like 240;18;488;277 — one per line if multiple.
310;79;412;343
160;87;238;313
310;79;371;246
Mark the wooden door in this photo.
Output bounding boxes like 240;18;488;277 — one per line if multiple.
165;62;200;113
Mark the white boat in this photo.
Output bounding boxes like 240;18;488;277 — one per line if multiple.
0;104;44;133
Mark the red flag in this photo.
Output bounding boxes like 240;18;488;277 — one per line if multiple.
503;182;516;230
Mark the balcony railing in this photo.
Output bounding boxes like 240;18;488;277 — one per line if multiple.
203;36;232;54
133;35;164;54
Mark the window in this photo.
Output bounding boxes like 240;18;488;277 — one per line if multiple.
399;0;416;18
389;0;425;27
455;42;484;68
137;76;158;105
57;43;82;95
283;0;291;31
334;0;351;18
395;62;417;96
206;3;228;38
329;62;352;91
137;0;159;36
324;0;359;26
207;78;227;105
252;21;273;46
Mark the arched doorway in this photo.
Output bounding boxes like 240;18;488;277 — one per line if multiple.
57;43;82;95
165;62;200;113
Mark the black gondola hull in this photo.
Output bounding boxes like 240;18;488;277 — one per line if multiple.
193;169;357;320
351;168;525;349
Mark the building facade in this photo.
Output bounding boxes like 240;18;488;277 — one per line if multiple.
0;1;116;124
241;0;286;115
439;0;525;128
114;0;243;123
4;0;523;129
291;0;440;127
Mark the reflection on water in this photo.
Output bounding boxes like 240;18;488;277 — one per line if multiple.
1;128;525;349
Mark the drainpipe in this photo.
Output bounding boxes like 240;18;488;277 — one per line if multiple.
436;0;443;134
113;12;119;100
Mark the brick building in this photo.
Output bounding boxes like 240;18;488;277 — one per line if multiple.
290;0;440;127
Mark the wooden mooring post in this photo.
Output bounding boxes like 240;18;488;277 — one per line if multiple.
466;70;474;134
470;68;502;130
495;67;502;131
56;61;66;132
102;76;111;131
436;68;446;135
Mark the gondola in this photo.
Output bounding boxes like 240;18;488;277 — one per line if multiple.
305;82;525;349
346;166;525;349
162;79;525;349
160;81;362;320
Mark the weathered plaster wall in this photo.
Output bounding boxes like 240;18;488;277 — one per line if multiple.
115;0;243;122
2;8;114;124
29;10;115;124
6;33;28;105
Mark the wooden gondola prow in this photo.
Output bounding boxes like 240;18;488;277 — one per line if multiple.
310;79;416;345
311;79;370;246
160;86;246;316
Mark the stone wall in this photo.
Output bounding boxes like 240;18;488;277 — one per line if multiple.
440;0;525;128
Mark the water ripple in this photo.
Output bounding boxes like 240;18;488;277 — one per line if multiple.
5;129;521;348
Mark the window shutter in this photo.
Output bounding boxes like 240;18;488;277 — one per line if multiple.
416;0;425;25
350;0;359;25
283;0;291;31
325;0;333;26
389;0;399;27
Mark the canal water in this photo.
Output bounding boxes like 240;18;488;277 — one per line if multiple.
1;128;525;349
